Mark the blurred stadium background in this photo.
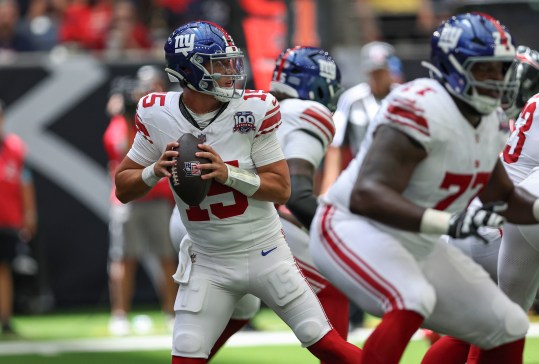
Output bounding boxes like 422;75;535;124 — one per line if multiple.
2;0;539;361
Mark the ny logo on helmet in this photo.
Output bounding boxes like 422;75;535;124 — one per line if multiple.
318;59;337;80
174;34;195;56
438;25;463;54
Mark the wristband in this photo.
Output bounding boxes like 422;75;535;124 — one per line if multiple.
533;199;539;222
224;164;260;197
141;162;160;187
419;208;452;234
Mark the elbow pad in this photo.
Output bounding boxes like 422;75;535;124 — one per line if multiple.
286;174;318;230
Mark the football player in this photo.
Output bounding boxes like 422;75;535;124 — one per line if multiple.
439;46;539;363
115;21;362;363
497;45;539;315
271;46;350;341
167;45;355;363
446;46;539;283
309;13;539;364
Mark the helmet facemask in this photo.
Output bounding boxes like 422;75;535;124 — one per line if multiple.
425;13;518;116
194;50;246;102
164;21;247;103
167;50;246;102
457;57;518;115
502;46;539;119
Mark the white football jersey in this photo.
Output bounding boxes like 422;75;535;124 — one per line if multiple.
324;78;508;254
127;90;284;252
277;98;335;167
502;93;539;184
331;82;381;154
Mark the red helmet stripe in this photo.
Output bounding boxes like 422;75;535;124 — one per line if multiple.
475;12;508;48
204;20;235;47
275;46;302;83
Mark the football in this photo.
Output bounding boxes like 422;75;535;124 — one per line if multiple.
169;133;212;206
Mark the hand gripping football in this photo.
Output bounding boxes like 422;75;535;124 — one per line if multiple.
169;133;212;206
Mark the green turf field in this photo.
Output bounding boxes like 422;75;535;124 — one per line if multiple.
1;308;539;363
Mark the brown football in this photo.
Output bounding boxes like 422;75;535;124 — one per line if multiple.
169;133;212;206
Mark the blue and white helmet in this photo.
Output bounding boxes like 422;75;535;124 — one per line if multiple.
270;46;343;112
423;13;518;115
164;20;246;102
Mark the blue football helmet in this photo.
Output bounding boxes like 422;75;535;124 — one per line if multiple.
503;46;539;119
164;21;246;102
424;13;518;115
270;46;343;111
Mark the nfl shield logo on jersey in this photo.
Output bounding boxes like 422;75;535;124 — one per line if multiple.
233;111;256;133
197;133;207;143
183;161;202;176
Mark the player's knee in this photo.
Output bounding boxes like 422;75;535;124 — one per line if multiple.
503;305;529;338
231;294;261;320
476;298;529;349
491;300;528;347
173;330;207;357
293;318;327;347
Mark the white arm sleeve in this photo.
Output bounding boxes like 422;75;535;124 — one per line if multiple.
251;131;285;167
331;109;348;147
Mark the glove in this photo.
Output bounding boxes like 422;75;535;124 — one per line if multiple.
447;201;507;242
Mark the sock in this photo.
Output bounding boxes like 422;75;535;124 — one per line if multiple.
467;345;480;364
421;336;470;364
171;356;206;364
208;319;249;360
362;309;424;364
317;283;350;340
307;328;362;364
476;338;525;364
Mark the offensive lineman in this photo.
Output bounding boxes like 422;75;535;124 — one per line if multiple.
115;21;362;363
432;45;539;363
309;13;539;364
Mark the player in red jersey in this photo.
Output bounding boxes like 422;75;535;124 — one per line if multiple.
0;100;37;335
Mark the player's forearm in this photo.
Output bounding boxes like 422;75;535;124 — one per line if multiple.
501;186;539;224
252;171;290;205
286;174;317;229
350;180;425;231
21;181;37;239
115;168;153;203
320;147;342;194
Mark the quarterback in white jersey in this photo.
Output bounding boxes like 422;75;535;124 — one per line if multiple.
130;89;284;252
116;21;362;364
166;46;359;361
310;13;539;364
